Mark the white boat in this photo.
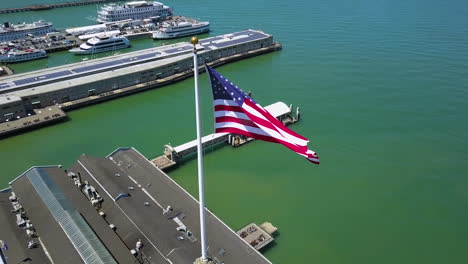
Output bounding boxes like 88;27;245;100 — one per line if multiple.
69;35;130;55
0;49;47;63
0;20;55;42
97;1;172;23
78;30;121;40
152;21;210;39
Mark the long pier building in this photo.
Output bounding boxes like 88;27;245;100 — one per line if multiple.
0;147;272;264
0;30;280;123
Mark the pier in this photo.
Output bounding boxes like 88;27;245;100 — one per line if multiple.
0;34;82;54
0;0;123;14
0;105;67;138
151;101;301;170
0;147;273;263
0;30;282;137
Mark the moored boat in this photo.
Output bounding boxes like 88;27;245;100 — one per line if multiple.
152;21;210;39
0;49;47;63
97;1;172;23
69;35;130;55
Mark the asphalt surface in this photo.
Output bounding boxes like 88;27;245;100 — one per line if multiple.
109;148;271;264
70;158;170;264
0;192;50;264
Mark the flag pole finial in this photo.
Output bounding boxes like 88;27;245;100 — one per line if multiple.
191;36;199;45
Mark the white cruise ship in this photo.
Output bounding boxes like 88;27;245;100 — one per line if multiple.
0;20;55;42
152;21;210;39
69;35;130;55
97;1;172;23
0;49;47;63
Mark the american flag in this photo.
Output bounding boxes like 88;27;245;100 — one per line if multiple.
206;66;320;164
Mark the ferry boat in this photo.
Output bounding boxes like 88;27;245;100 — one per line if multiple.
0;20;55;42
97;1;172;23
69;35;130;55
0;49;47;63
152;21;210;39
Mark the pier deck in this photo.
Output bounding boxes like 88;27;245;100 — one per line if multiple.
0;105;67;138
2;147;273;263
75;148;272;263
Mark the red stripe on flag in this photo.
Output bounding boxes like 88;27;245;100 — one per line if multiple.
215;116;258;128
217;125;312;158
244;99;309;141
214;105;244;112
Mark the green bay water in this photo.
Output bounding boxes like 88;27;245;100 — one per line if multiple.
1;0;468;263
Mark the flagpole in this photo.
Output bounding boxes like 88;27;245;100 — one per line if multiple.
191;36;208;262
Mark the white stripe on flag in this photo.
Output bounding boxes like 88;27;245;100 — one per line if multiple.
214;111;250;120
213;99;239;107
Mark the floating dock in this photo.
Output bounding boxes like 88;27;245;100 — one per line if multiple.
237;222;278;251
152;101;301;170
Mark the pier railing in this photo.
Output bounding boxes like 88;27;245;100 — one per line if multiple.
0;0;122;14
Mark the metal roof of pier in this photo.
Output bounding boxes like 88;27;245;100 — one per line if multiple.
0;30;271;96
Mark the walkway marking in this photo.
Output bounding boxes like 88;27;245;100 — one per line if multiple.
77;160;115;201
141;188;164;210
127;175;138;185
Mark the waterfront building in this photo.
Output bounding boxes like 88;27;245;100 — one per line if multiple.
0;30;278;123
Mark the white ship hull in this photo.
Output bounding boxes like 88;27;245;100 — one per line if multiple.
97;1;172;23
0;52;47;63
69;43;131;55
152;24;210;39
